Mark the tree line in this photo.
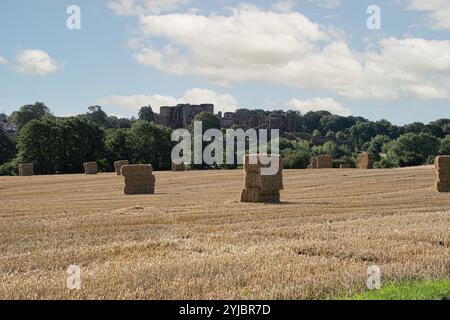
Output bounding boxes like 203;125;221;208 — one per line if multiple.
1;102;449;175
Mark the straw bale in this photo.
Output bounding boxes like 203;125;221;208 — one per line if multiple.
114;160;129;175
83;162;97;175
121;164;153;177
19;163;34;176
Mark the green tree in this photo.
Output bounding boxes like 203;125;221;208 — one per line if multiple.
138;106;155;122
384;133;440;167
366;135;391;161
10;102;52;130
281;140;312;169
129;121;173;170
85;106;109;128
190;112;220;132
17;118;105;174
17;118;60;174
105;128;134;163
57;117;106;173
440;135;450;155
0;128;16;164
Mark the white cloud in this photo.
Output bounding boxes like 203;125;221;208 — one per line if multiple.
286;97;352;116
407;0;450;30
97;88;238;114
14;49;62;76
115;4;450;101
308;0;341;9
0;56;7;64
271;0;296;13
108;0;188;16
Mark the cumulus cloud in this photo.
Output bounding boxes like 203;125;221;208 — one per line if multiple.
112;4;450;101
108;0;188;16
97;88;238;114
308;0;341;9
0;56;7;64
286;97;352;116
406;0;450;30
14;49;62;76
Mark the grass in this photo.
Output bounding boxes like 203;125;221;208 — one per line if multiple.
352;280;450;300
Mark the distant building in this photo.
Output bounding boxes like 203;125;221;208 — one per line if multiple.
0;118;16;133
159;104;214;129
159;103;302;133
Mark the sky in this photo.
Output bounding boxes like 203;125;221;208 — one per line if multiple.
0;0;449;125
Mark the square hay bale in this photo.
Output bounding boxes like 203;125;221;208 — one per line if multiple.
435;156;450;192
121;164;153;177
241;154;283;203
122;164;155;195
19;163;34;176
245;172;260;189
114;160;129;176
241;188;260;203
83;162;97;175
357;153;374;169
259;174;283;195
257;193;280;203
435;156;450;170
172;161;186;172
434;181;450;193
311;155;332;169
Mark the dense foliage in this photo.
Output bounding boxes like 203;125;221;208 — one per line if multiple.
0;102;449;175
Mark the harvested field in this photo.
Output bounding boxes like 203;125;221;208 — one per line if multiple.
0;166;449;299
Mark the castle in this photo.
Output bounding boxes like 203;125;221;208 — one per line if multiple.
159;104;300;132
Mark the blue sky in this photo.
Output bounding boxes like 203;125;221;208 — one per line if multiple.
0;0;449;124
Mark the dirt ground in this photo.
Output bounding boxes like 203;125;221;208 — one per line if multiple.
0;166;449;299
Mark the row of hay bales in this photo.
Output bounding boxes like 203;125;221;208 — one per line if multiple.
310;153;374;170
16;155;450;197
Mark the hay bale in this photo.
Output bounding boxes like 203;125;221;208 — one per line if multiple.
259;174;283;195
357;153;374;169
340;164;352;169
311;155;332;169
435;156;450;193
114;160;129;176
19;163;34;176
83;162;97;175
245;172;260;189
172;161;186;172
121;164;153;177
122;164;155;195
241;154;283;203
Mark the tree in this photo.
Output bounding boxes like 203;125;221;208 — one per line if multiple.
0;128;16;164
128;121;173;170
57;117;106;173
440;135;450;155
17;117;105;174
10;102;52;130
281;140;312;169
17;118;60;174
85;106;109;128
138;106;155;122
365;135;391;161
384;133;440;167
105;128;133;163
191;112;220;132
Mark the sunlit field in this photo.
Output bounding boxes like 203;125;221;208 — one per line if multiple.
0;166;449;299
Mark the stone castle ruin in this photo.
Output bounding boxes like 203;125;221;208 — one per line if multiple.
159;103;300;132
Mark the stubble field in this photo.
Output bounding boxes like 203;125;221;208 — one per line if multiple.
0;166;449;299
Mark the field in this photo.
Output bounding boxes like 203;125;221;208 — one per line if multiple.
0;166;449;299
